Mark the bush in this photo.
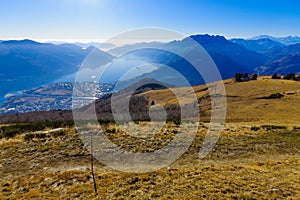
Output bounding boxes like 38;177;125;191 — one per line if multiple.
271;73;281;79
0;121;74;139
235;73;250;82
283;73;297;81
267;93;284;99
53;130;66;137
251;126;260;131
98;119;114;124
0;124;37;139
261;125;287;130
24;133;35;141
166;119;181;126
293;126;300;131
257;93;284;99
0;126;21;139
283;73;300;81
106;128;116;133
35;133;46;139
250;73;258;80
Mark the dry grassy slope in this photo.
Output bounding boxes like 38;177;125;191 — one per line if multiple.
143;76;300;124
1;125;299;199
1;76;300;199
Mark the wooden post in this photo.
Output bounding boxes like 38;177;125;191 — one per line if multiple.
90;131;98;195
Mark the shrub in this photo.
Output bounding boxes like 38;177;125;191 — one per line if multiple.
250;73;258;80
24;133;35;141
98;119;114;124
257;93;284;99
166;119;181;126
0;121;74;139
53;130;66;137
35;133;46;139
251;126;260;131
106;128;116;133
283;73;297;81
271;73;281;79
293;126;300;131
235;73;250;82
261;125;287;130
0;126;21;139
267;93;284;99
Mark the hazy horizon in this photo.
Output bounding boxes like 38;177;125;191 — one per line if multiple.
1;34;300;45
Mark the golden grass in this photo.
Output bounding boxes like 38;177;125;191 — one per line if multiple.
1;158;299;199
1;76;300;199
1;123;299;199
144;77;300;124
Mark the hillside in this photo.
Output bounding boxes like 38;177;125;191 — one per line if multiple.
257;43;300;74
0;76;299;199
1;76;300;125
230;37;300;75
144;76;300;124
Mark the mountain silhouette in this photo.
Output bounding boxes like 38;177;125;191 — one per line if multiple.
230;38;285;54
1;34;300;104
0;40;113;101
250;35;300;45
106;34;266;86
257;43;300;74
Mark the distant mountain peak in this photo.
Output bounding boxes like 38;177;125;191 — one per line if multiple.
230;37;285;54
2;39;41;45
250;35;300;45
188;34;227;44
250;35;273;40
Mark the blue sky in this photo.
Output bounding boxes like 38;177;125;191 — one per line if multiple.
1;0;299;42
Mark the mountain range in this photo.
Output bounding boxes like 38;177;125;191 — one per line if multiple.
230;36;300;74
0;40;113;101
0;34;300;106
230;38;285;54
250;35;300;45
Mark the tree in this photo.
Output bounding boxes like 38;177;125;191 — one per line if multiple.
250;73;258;80
271;73;281;79
283;73;296;80
234;73;250;82
235;73;242;82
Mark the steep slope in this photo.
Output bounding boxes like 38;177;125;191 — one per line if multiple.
257;43;300;74
189;35;266;78
230;37;300;75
